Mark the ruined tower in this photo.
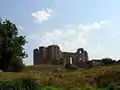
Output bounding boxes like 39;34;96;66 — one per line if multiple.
33;48;40;65
75;48;89;62
33;45;89;65
33;45;62;65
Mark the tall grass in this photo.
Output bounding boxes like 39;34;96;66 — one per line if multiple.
0;65;120;89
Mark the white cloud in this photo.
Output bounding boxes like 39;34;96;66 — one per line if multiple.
115;30;120;35
87;43;106;59
100;20;109;24
32;8;53;24
65;24;76;28
28;20;108;52
96;44;104;53
25;20;109;65
47;8;53;13
27;34;40;41
93;22;101;29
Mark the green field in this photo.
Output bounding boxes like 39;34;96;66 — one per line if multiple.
0;64;120;89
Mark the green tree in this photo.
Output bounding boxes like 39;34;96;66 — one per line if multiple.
0;19;27;72
102;58;115;66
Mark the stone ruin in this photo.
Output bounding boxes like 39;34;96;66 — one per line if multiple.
62;48;89;67
33;45;89;68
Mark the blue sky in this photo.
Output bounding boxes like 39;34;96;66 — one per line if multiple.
1;0;120;65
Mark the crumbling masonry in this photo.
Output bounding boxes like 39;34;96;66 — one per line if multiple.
33;45;89;66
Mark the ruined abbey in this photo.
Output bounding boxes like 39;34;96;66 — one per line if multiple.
33;45;89;67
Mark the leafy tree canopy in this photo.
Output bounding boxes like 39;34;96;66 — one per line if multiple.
0;19;27;71
102;58;116;65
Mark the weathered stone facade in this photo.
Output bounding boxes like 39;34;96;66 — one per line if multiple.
33;45;89;66
33;45;62;65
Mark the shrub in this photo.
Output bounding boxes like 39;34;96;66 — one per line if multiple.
11;59;25;72
0;77;39;90
107;83;117;90
0;81;11;89
7;59;25;72
65;63;78;70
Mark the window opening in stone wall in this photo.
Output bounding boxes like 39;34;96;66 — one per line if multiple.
70;57;73;64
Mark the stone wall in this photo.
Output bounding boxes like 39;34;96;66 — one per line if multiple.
33;45;89;66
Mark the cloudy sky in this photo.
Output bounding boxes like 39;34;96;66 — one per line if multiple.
0;0;120;65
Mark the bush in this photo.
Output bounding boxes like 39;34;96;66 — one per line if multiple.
65;63;78;70
8;59;25;72
107;83;117;90
0;77;39;90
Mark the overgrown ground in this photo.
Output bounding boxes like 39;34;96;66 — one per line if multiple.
0;65;120;89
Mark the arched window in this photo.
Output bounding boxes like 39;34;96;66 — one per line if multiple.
79;58;81;61
79;50;82;54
